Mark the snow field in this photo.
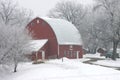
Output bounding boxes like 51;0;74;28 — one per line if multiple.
8;57;120;80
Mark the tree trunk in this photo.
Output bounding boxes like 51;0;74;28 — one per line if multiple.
13;57;18;72
14;62;18;72
112;41;119;60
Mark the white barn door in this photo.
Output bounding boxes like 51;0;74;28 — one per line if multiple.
76;51;79;59
42;51;45;60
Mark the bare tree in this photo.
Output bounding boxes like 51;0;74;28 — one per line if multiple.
0;0;33;72
0;0;32;26
93;0;120;60
0;23;32;72
47;1;87;30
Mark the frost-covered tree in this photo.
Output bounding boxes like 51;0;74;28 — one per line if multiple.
0;0;32;26
0;0;33;72
80;10;101;53
0;23;32;72
47;1;86;28
93;0;120;60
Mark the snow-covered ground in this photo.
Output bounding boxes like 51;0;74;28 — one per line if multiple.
84;53;120;67
83;53;105;59
1;54;120;80
2;57;120;80
93;59;120;67
0;65;12;80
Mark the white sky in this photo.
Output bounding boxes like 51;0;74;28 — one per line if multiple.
16;0;94;17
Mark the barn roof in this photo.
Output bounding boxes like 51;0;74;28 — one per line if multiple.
29;39;48;51
41;17;82;45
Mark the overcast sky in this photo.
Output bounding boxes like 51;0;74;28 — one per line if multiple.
16;0;94;17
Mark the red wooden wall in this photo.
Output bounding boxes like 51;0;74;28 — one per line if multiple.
27;17;58;59
59;45;83;59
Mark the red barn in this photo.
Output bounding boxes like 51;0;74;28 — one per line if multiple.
27;17;83;60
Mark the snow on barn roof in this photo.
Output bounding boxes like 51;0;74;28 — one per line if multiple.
41;17;82;45
29;39;48;51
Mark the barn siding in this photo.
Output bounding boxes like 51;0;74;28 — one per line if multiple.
27;18;58;59
59;45;83;59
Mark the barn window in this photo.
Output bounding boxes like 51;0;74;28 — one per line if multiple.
73;51;77;57
66;51;73;57
37;20;40;24
67;51;69;57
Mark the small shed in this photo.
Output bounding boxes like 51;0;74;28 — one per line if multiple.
97;48;106;56
27;17;84;60
29;39;48;60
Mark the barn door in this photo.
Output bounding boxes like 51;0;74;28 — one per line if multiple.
76;51;79;59
42;51;45;60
